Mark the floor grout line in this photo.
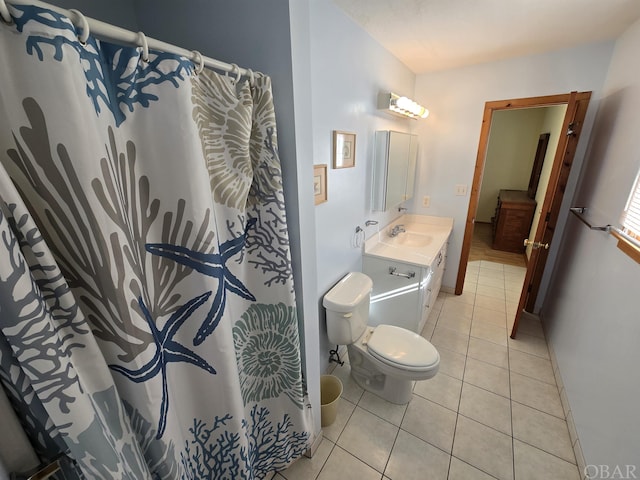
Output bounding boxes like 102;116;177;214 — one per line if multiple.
286;258;578;479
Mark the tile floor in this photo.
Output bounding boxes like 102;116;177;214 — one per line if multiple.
276;260;581;480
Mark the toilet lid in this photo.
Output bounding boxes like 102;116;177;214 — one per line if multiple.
367;324;439;371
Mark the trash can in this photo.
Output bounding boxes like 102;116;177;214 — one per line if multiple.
320;375;343;427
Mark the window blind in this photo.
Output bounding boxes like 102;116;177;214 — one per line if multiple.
621;171;640;240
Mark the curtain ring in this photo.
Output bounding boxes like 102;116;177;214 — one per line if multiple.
224;64;234;81
137;31;149;62
247;69;255;87
68;9;90;45
191;50;205;75
0;0;12;24
228;63;241;84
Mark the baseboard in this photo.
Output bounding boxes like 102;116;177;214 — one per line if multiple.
520;310;540;322
540;312;588;479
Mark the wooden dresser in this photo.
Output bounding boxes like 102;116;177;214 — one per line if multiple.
491;190;536;253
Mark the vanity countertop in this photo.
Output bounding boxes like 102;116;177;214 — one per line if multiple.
364;214;453;267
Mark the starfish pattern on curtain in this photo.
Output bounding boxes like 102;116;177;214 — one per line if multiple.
109;293;216;439
145;218;258;345
0;3;311;478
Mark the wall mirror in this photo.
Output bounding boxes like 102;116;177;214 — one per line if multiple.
372;130;418;211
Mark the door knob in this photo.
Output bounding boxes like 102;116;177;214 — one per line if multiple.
523;239;549;249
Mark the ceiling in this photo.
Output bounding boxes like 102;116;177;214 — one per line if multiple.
332;0;640;74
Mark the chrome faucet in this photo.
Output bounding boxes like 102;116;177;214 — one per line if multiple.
389;224;406;237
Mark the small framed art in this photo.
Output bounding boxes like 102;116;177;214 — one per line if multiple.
333;130;356;169
314;164;328;205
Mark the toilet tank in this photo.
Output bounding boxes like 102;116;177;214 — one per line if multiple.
323;272;372;345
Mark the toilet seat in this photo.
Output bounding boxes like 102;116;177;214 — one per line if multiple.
367;324;439;373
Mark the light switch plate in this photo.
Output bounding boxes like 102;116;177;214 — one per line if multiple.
422;196;430;207
455;184;467;196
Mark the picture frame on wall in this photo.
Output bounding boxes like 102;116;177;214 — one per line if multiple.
314;164;328;205
333;130;356;169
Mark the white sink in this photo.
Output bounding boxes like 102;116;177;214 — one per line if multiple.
382;232;433;248
364;215;453;267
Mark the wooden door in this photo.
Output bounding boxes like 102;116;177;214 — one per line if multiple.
511;91;591;337
455;92;592;337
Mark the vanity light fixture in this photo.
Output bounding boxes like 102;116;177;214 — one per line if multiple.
379;92;429;120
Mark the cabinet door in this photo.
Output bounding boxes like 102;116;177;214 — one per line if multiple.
433;245;446;286
363;256;424;332
420;269;435;333
372;131;418;211
386;132;411;208
405;134;418;201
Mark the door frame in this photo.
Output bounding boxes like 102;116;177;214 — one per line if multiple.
455;92;591;336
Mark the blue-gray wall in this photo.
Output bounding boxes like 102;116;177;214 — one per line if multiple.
45;0;139;30
543;17;640;470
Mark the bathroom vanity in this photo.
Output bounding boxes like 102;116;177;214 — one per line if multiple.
362;215;453;333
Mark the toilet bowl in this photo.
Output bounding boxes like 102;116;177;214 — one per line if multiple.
323;272;439;404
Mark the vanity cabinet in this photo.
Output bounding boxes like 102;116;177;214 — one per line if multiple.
430;242;447;304
491;189;536;253
363;241;447;334
372;131;418;211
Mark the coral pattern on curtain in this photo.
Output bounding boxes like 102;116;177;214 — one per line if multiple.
0;4;311;479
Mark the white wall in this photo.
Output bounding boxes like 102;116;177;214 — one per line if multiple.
411;42;614;297
308;0;416;369
543;17;640;470
288;0;322;437
477;108;546;223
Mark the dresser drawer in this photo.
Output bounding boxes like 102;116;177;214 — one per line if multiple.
492;190;536;253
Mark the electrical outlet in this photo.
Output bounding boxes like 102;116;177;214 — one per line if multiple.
455;184;467;196
422;196;430;207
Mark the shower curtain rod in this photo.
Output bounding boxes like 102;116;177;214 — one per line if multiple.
1;0;254;80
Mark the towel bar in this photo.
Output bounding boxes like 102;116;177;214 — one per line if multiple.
570;207;640;264
569;207;611;231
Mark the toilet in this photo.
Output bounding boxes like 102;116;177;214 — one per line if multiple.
323;272;439;404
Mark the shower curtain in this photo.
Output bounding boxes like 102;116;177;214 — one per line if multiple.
0;4;311;479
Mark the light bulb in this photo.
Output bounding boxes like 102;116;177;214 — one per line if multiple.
385;93;429;119
396;96;411;110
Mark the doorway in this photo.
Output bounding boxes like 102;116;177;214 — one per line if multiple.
455;92;592;337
